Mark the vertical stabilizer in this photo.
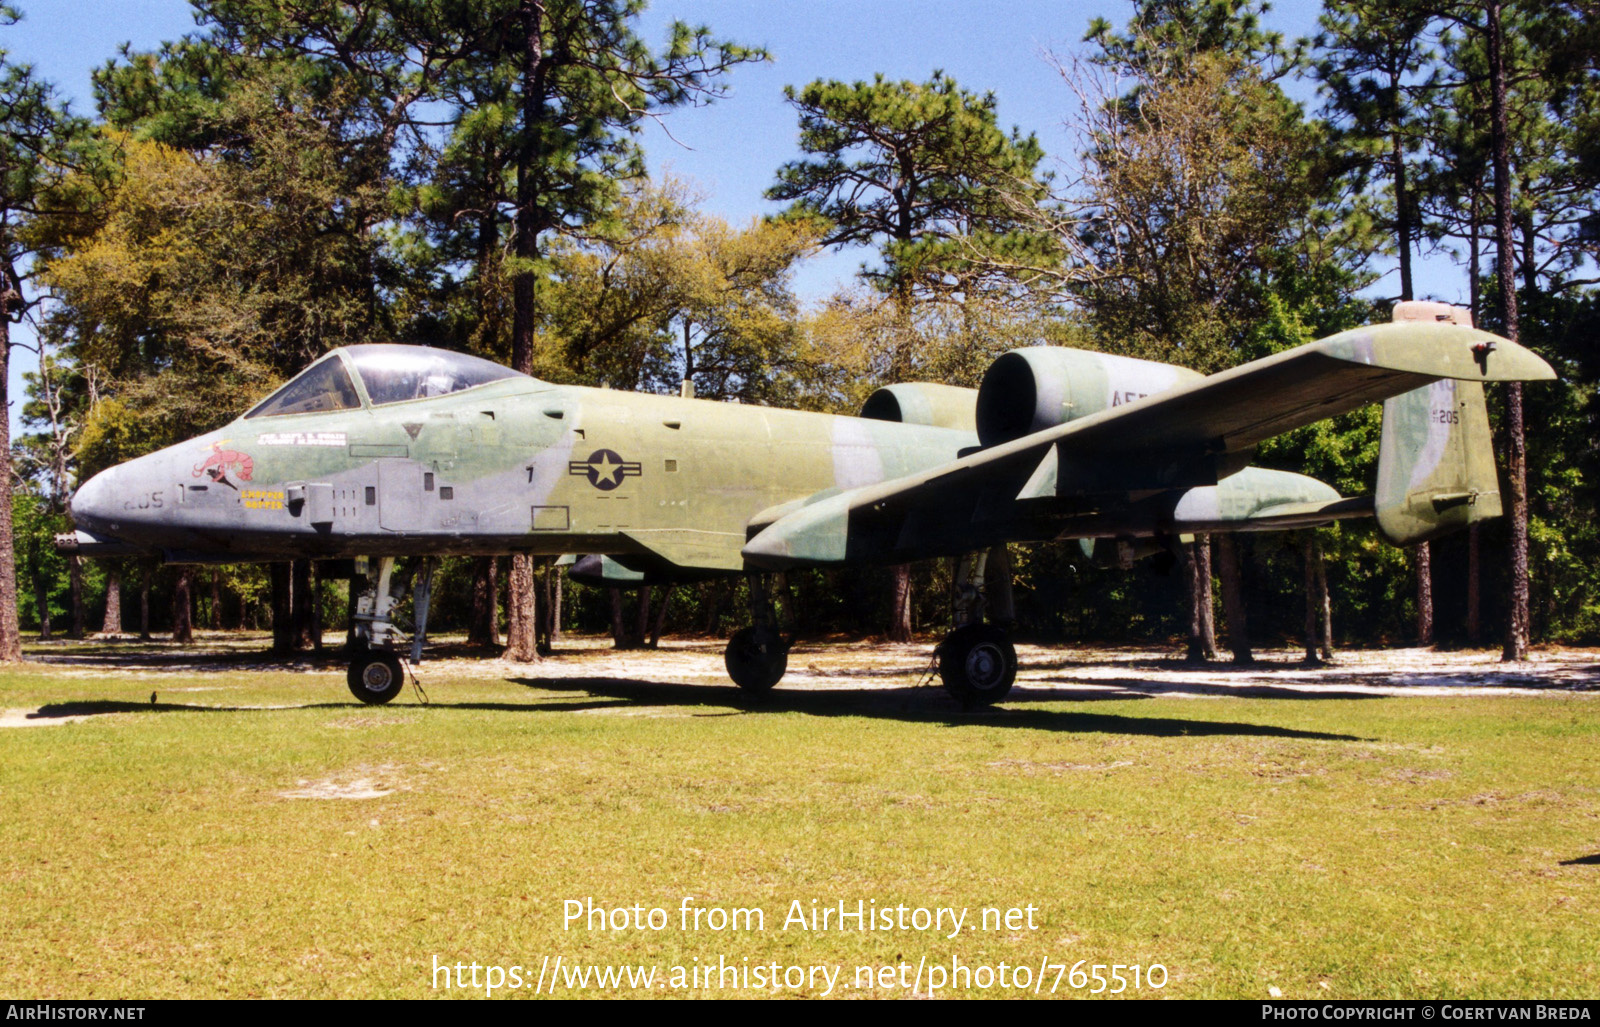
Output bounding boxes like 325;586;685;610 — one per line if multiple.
1375;309;1504;545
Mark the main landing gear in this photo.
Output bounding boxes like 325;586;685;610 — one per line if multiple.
937;546;1017;707
725;574;789;695
346;556;435;705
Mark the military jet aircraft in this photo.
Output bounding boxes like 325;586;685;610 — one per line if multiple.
60;301;1554;706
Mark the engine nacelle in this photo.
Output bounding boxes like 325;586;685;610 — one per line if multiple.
860;382;979;433
975;347;1203;446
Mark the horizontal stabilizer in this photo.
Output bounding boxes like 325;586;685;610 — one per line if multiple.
1232;496;1375;530
1167;468;1372;533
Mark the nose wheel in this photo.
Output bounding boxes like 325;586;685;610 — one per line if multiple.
348;650;405;705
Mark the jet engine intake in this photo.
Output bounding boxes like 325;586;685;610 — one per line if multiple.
975;347;1203;447
859;383;979;433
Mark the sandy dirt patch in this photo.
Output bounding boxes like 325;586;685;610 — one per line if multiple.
279;763;410;800
0;707;93;728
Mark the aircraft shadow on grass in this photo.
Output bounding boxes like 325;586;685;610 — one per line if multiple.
29;681;1364;742
502;676;1366;741
1559;853;1600;866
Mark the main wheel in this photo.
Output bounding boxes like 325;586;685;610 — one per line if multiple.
347;650;405;705
725;625;788;695
939;623;1017;706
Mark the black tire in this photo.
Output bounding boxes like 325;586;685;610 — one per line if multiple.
348;650;405;705
725;625;788;695
939;623;1017;706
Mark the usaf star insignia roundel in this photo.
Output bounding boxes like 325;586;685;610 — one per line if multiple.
568;449;642;491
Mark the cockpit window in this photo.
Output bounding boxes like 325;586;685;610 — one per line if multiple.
347;345;521;406
244;356;362;419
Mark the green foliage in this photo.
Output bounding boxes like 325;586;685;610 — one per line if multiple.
1071;42;1355;370
769;71;1051;288
769;70;1056;385
12;491;66;630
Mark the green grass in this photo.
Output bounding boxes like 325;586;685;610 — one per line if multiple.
1;641;1596;998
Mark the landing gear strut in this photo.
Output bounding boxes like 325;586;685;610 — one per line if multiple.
725;574;788;695
938;546;1017;706
345;556;435;705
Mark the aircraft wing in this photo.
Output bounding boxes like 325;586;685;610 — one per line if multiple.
743;321;1554;567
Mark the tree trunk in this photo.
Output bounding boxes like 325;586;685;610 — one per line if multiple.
270;562;293;655
1469;188;1483;327
467;556;499;647
1394;124;1435;649
551;567;563;642
1184;538;1215;662
650;585;671;648
33;574;50;641
291;558;315;649
535;559;554;653
310;563;323;653
609;587;627;647
503;554;539;660
101;568;122;636
1393;128;1414;303
511;0;545;376
1466;192;1483;646
1214;533;1252;663
0;300;24;661
344;573;360;651
68;555;84;639
1316;547;1334;661
171;567;193;644
500;2;547;665
209;569;222;631
1303;534;1321;664
138;576;150;640
1467;524;1482;646
1487;0;1529;662
888;564;913;642
1416;543;1434;646
634;587;651;647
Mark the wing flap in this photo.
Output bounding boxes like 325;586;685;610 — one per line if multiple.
621;528;746;572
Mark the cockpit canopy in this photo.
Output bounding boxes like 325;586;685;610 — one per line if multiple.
245;345;525;418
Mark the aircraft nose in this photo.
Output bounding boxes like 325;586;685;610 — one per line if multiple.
69;466;120;533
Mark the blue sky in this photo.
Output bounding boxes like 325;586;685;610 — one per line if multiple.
4;0;1470;433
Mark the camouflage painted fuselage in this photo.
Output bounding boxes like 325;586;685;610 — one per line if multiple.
69;374;976;569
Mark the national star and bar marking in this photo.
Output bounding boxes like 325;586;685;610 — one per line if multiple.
569;449;642;491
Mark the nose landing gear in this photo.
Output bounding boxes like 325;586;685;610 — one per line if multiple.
345;556;434;705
